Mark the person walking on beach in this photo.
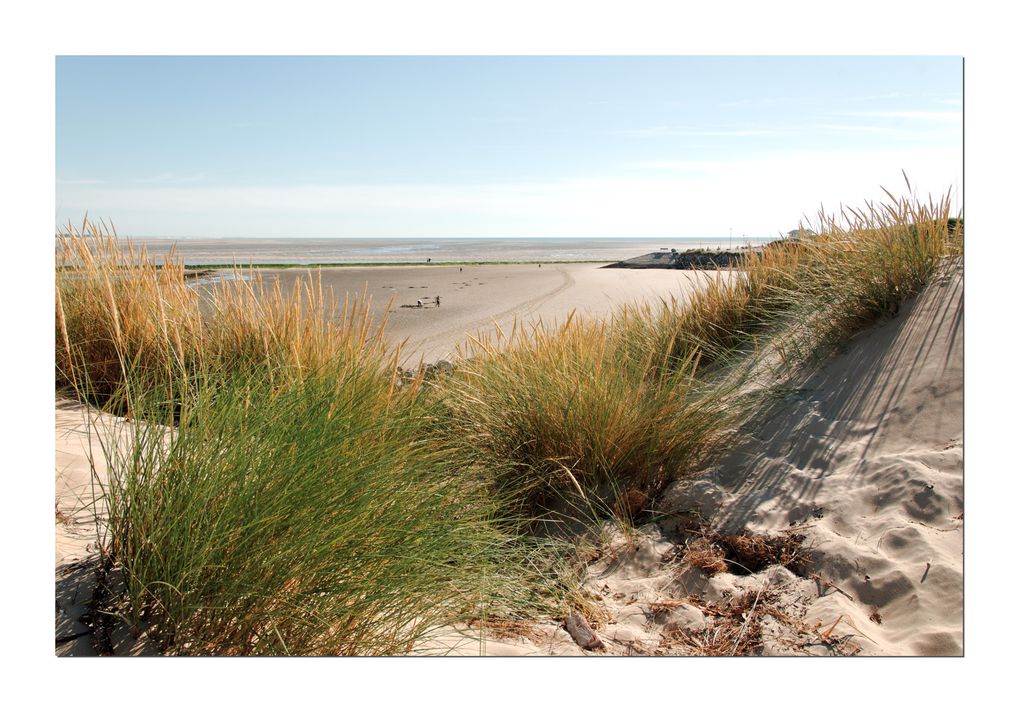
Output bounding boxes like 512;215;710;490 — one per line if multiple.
435;295;441;307
416;299;422;308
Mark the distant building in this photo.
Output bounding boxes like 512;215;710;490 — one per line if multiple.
785;228;817;241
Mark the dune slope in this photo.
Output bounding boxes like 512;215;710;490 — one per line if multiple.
421;260;962;656
682;258;963;655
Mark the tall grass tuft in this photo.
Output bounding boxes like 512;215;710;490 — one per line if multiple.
440;313;734;515
56;221;203;405
101;366;519;655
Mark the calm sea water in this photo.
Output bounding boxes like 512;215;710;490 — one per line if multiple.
127;237;770;265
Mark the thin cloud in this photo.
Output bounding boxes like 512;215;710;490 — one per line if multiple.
719;98;771;108
810;123;895;134
846;92;910;102
717;97;800;109
56;177;107;185
614;126;782;138
841;110;960;121
719;93;911;109
466;115;529;123
134;172;208;184
57;146;960;238
630;160;715;170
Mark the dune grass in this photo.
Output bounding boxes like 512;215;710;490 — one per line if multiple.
98;365;534;655
439;314;735;517
55;185;960;654
56;220;396;410
438;187;960;513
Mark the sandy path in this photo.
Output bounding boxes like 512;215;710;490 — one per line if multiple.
54;400;119;569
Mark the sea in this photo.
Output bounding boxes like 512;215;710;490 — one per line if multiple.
125;237;771;266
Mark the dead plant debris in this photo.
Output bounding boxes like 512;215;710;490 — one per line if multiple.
677;524;811;576
658;591;776;656
657;590;861;657
681;537;728;575
466;618;547;645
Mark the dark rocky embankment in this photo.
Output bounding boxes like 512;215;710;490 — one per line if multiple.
603;249;750;270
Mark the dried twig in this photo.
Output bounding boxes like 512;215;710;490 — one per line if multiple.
810;573;855;601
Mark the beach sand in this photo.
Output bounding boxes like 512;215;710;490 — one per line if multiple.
253;263;723;364
55;400;119;655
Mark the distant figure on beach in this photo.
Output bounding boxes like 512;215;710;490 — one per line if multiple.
427;258;431;264
416;299;423;308
459;267;462;272
539;263;542;268
435;295;441;307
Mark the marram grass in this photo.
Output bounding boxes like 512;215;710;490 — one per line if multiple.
100;366;532;655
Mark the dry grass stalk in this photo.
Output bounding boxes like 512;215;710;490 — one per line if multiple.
56;220;394;407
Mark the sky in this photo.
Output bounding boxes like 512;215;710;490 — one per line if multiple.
56;56;962;238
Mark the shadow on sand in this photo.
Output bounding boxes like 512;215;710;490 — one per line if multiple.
707;262;963;534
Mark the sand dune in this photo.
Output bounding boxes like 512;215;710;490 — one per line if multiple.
53;263;717;655
420;261;962;655
701;260;964;655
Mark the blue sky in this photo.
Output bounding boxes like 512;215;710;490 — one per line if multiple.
56;56;962;238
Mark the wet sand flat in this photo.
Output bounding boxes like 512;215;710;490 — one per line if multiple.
254;263;726;363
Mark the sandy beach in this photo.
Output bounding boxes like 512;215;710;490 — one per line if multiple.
253;263;724;363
